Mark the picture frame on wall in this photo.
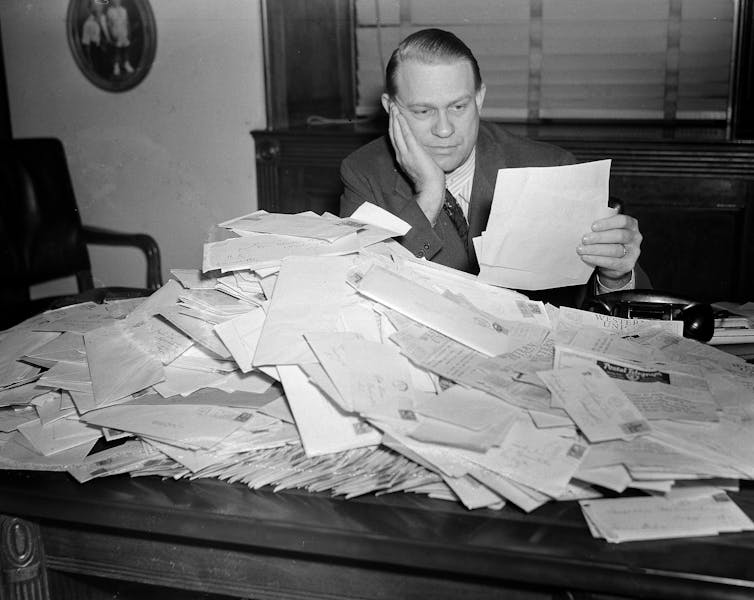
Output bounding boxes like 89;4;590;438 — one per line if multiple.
66;0;157;93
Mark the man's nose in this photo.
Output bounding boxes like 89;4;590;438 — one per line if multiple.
432;110;454;138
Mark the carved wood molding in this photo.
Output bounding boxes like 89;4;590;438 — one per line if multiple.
252;130;754;180
732;0;754;139
556;141;754;179
254;130;374;167
0;516;49;600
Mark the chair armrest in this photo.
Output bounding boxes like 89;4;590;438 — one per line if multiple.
82;225;162;290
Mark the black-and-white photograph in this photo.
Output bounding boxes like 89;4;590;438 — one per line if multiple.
1;1;754;598
67;0;156;92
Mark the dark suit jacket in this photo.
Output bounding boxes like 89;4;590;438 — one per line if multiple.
340;121;648;307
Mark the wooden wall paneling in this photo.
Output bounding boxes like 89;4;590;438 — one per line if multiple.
278;164;343;214
262;0;355;129
561;140;754;300
599;174;748;302
254;129;374;214
739;180;754;300
0;19;12;140
261;1;289;129
732;0;754;140
329;0;356;121
619;190;745;302
558;141;754;180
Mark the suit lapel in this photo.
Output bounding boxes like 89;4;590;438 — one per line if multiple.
392;168;414;205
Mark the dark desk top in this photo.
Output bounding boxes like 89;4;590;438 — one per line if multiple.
1;471;753;599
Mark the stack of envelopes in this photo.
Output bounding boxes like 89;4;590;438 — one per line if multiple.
1;204;753;542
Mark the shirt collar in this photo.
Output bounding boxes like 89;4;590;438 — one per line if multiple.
445;147;476;197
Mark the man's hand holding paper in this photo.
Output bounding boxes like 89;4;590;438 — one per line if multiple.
578;211;642;289
476;160;640;291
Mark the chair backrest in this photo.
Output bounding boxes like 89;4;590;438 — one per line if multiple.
0;138;93;291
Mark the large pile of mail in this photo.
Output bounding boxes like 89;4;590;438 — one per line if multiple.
1;205;753;543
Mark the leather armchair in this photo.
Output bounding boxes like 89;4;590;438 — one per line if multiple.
0;138;162;331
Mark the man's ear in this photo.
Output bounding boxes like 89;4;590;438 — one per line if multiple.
475;83;486;111
381;93;392;114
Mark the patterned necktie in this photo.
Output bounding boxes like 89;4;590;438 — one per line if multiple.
443;188;469;245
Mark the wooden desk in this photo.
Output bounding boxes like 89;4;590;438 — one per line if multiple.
1;471;753;599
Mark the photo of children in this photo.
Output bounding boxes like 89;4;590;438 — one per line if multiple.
68;0;156;92
106;0;134;77
80;1;109;77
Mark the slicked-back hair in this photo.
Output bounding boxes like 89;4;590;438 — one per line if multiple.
385;28;482;98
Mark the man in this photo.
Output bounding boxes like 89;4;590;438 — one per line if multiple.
340;28;646;307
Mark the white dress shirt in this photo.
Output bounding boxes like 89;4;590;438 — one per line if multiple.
445;148;476;220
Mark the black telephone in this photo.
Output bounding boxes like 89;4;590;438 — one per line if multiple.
582;289;715;342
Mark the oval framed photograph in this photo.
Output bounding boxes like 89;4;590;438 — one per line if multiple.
67;0;157;93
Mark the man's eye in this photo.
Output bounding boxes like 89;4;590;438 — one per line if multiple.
452;103;468;112
412;108;432;117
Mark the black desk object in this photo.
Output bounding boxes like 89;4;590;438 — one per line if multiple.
0;471;753;600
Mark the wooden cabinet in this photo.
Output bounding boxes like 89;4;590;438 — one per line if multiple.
254;128;371;214
560;139;754;302
261;0;354;129
253;126;754;303
0;20;12;140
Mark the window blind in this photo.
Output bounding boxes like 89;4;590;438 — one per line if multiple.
354;0;735;122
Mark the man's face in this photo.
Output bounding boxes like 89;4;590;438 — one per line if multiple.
384;59;485;173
